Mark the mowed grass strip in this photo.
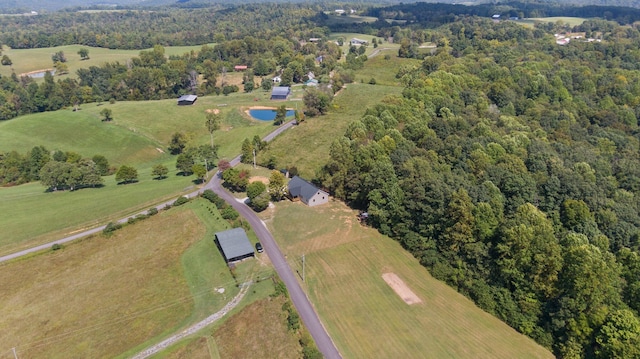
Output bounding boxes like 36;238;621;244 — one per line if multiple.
268;201;554;359
0;207;205;358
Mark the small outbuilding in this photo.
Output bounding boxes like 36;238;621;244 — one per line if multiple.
234;65;248;71
177;94;197;106
271;86;291;100
288;176;329;207
350;38;368;46
215;228;255;263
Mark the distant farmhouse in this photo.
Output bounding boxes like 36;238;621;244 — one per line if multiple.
271;86;291;100
288;176;329;207
177;94;197;106
215;228;255;263
350;38;368;46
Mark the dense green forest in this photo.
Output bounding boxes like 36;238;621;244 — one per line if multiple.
0;5;323;49
319;15;640;358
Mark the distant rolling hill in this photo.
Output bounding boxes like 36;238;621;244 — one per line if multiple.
0;0;414;13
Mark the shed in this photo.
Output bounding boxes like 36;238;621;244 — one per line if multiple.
350;38;368;46
215;228;255;262
177;94;197;106
271;86;291;100
305;79;318;87
234;65;248;71
288;176;329;207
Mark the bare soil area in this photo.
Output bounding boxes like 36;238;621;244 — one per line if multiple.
382;272;422;305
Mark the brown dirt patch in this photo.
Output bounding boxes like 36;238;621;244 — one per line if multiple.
248;176;269;184
205;108;220;115
382;272;422;305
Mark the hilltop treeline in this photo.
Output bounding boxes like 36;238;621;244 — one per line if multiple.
0;4;322;49
319;17;640;357
366;2;640;24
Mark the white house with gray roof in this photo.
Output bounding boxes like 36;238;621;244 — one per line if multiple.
288;176;329;207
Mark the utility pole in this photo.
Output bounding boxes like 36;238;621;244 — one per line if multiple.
302;254;305;282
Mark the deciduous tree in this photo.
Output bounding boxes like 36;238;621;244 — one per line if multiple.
115;165;138;184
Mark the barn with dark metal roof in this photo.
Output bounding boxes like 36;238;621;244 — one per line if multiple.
270;86;291;100
177;94;198;105
215;228;255;262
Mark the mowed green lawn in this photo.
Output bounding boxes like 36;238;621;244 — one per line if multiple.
0;90;301;253
355;52;422;86
0;201;237;358
0;44;214;80
258;83;403;179
514;17;588;28
267;201;554;359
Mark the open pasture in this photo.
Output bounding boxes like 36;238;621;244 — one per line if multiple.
0;204;206;358
0;44;214;80
0;89;304;252
267;200;554;359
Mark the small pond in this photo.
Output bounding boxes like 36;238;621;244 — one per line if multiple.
28;70;56;78
249;109;295;121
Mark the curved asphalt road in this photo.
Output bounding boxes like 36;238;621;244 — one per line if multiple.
0;119;342;359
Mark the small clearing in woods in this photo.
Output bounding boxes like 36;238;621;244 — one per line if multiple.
382;272;422;305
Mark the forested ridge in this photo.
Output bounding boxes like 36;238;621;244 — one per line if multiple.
0;4;321;49
319;17;640;358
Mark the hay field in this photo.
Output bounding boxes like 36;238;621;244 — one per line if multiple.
0;207;207;358
267;200;554;359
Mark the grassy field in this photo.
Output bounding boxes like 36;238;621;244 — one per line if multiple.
0;199;274;358
152;279;296;359
265;200;554;359
0;44;214;80
355;52;422;86
0;205;202;358
329;32;398;59
0;90;303;252
514;17;587;28
258;83;403;179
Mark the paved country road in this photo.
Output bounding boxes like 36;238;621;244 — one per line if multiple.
0;118;342;359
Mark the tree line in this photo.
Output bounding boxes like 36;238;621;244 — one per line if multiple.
0;146;111;189
319;16;640;358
